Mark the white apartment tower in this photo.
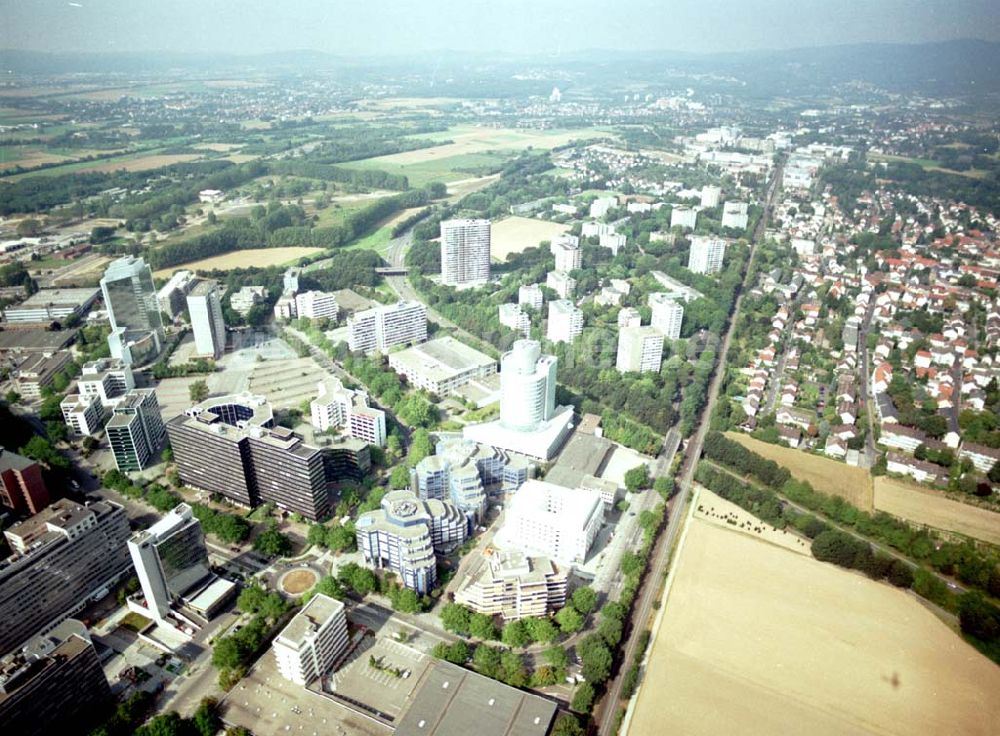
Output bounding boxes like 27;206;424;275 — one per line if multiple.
518;284;544;311
295;291;339;321
616;326;665;374
701;185;722;208
499;340;557;433
440;218;491;288
347;301;427;354
546;300;583;344
310;378;386;447
186;280;226;360
552;239;582;273
272;594;349;686
649;292;684;339
546;270;576;299
688;236;727;274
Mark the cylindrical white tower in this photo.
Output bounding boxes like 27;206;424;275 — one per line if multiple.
500;340;556;432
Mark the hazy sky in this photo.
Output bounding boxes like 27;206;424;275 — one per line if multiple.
2;0;997;55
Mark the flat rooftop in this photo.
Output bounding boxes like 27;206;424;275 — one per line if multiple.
277;594;345;647
11;287;100;309
0;328;77;352
390;337;496;383
545;431;614;489
394;660;556;736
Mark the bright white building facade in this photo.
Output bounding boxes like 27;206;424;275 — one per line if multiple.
441;218;491;288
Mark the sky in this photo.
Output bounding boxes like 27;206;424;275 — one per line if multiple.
2;0;998;56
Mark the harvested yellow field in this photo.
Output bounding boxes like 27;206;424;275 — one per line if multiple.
727;432;873;510
446;174;500;199
78;153;202;174
874;477;1000;545
695;487;811;554
490;216;569;261
153;247;323;277
0;150;72;170
628;515;1000;736
193;142;243;152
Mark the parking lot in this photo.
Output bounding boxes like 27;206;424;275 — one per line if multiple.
327;636;430;721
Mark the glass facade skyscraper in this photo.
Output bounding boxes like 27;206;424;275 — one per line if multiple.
100;256;164;366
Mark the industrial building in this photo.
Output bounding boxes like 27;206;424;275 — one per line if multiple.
1;287;100;325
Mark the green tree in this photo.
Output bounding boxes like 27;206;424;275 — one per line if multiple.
189;379;210;403
253;523;292;558
440;603;471;635
469;612;499;640
543;646;569;669
571;586;598;615
624;464;650;492
193;697;221;736
134;712;187;736
551;713;585;736
308;523;328;548
501;619;531;648
577;634;613;683
211;637;246;670
408;428;433;466
555;605;584;634
389;465;412;489
524;617;558;644
326;524;356;552
570;681;596;714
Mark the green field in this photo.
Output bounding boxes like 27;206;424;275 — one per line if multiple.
869;152;940;168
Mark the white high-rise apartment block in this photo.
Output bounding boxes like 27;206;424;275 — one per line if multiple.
701;185;722;208
546;270;576;299
688;235;727;274
589;197;617;218
500;340;557;432
310;378;386;447
347;301;427;354
77;358;134;408
499;304;531;337
518;284;543;310
273;294;296;321
294;290;339;321
547;300;583;344
60;393;105;436
186;280;226;360
272;594;349;686
552;239;582;273
649;292;684;339
721;201;749;230
618;307;642;328
616;326;665;374
670;205;698;230
440;218;491;288
494;480;604;565
127;503;209;621
599;232;626;255
582;222;613;238
283;267;302;294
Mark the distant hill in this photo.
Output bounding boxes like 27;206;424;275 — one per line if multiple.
1;39;998;96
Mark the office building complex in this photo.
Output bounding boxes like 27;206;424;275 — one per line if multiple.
60;392;105;436
440;218;491;288
77;358;134;408
310;378;386;447
721;201;750;230
294;290;339;321
273;594;349;686
518;284;543;311
688;235;727;274
106;389;165;472
545;270;576;299
347;300;427;354
616;326;665;374
14;351;71;400
356;490;467;593
546;300;583;344
411;439;492;526
229;286;268;316
186;280;226;360
127;503;210;621
0;629;111;736
388;336;496;397
101;256;164;366
494;480;604;566
168;394;357;520
0;448;49;516
454;550;567;621
649;292;684;339
2;288;100;325
0;499;131;655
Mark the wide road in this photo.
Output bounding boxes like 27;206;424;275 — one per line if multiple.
597;165;784;736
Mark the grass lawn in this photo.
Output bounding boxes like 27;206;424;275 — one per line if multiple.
342;151;512;187
120;611;153;632
345;224;394;256
869;152;940;168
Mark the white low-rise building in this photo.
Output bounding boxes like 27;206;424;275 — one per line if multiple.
388;336;497;397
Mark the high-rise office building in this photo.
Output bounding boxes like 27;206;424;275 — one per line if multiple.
0;628;112;736
347;301;427;354
649;292;684;340
60;392;105;437
76;358;134;408
546;300;584;344
272;594;349;686
186;280;226;360
670;205;699;231
167;394;360;520
106;389;165;472
687;236;727;274
616;326;665;374
0;448;50;516
127;503;210;621
0;499;131;655
499;340;558;433
494;480;604;566
100;256;164;366
356;490;466;593
411;439;492;527
440;219;491;288
499;303;531;337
